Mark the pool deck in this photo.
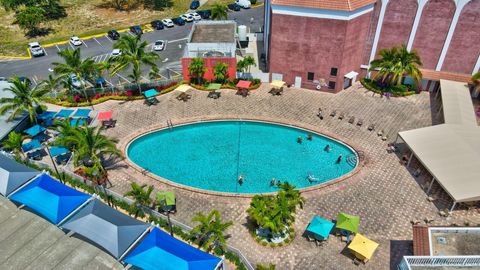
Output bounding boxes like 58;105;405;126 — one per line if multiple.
51;83;480;269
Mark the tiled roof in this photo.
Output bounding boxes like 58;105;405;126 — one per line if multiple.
420;69;472;83
412;225;430;256
270;0;377;11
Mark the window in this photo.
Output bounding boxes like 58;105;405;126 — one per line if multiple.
328;81;336;89
330;68;338;77
307;72;314;81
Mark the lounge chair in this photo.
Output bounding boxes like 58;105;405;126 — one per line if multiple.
28;149;45;160
55;153;71;165
338;113;345;120
177;92;191;101
357;119;363;126
145;97;158;106
236;89;249;97
382;134;388;141
102;119;116;129
269;87;282;95
208;91;221;99
317;108;324;120
367;124;375;131
348;116;355;124
377;129;384;136
330;110;337;117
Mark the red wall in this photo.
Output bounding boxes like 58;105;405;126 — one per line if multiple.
362;0;382;65
442;0;480;74
181;57;237;82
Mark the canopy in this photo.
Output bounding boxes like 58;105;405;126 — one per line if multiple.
70;118;86;127
49;146;69;157
306;215;334;240
156;191;176;206
124;227;222;270
72;109;91;119
61;198;150;258
22;139;42;152
236;80;251;89
439;80;477;126
55;109;74;118
97;111;113;121
176;84;192;93
344;71;359;80
24;125;46;137
348;234;379;261
9;173;91;224
37;111;56;121
336;213;360;233
270;80;285;88
144;89;159;98
206;83;222;90
0;154;39;196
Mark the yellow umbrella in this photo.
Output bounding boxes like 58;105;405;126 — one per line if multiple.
175;84;192;93
348;234;379;262
270;80;285;88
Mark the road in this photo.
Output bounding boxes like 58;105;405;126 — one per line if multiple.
0;6;265;85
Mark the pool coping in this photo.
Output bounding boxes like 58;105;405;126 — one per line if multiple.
120;116;366;198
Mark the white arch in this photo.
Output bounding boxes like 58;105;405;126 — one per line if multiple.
406;0;428;51
368;0;389;65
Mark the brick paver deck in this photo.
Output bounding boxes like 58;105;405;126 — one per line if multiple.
85;83;480;269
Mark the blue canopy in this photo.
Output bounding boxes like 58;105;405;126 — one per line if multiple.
72;109;91;118
70;118;86;127
37;111;56;121
21;139;42;152
144;89;159;98
55;109;74;118
306;215;335;240
24;125;46;137
124;227;222;270
9;173;91;224
49;146;69;157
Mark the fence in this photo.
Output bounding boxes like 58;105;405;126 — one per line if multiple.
399;256;480;270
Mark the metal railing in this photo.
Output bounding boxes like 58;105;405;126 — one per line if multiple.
399;256;480;269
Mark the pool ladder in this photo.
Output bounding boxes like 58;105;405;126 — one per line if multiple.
166;119;174;130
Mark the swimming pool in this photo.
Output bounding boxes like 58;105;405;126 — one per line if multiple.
127;120;357;194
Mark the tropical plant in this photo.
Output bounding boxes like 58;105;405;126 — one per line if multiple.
369;45;422;87
0;76;48;123
279;182;305;211
124;182;154;213
241;56;256;73
188;58;207;85
211;3;227;20
1;131;27;159
109;35;160;92
213;62;229;84
40;74;60;96
190;209;233;251
471;72;480;97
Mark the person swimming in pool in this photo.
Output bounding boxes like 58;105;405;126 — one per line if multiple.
325;144;331;152
277;180;282;187
270;178;275;186
307;134;313;140
336;154;342;164
297;137;303;143
238;175;243;185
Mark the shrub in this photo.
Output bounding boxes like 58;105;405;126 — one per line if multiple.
361;78;416;97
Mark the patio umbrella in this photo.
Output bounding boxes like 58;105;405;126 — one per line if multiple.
55;109;74;119
21;139;42;152
156;191;176;206
97;111;113;121
49;146;70;157
270;80;285;88
144;89;159;98
236;80;251;89
176;84;192;93
306;215;334;240
206;83;222;91
336;213;360;233
37;111;56;121
348;234;379;262
24;125;46;137
72;109;91;118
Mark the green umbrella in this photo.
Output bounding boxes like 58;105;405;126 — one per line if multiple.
156;191;176;206
336;213;360;233
206;83;222;90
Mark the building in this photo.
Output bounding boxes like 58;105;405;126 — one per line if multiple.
0;80;29;141
264;0;480;92
181;21;237;82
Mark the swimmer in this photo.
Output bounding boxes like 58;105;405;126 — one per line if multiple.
336;154;343;164
277;180;281;187
324;144;331;152
270;178;275;186
238;175;243;185
297;137;303;143
307;134;313;140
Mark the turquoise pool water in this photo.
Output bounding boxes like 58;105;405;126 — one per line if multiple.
127;121;357;194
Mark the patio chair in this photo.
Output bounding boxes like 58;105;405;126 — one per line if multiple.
28;149;45;160
348;116;355;124
102;120;116;129
55;153;71;165
357;119;363;126
338;113;345;120
367;124;375;131
439;208;450;217
317;109;324;120
145;97;158;106
377;129;384;136
269;88;278;95
236;89;249;97
353;257;362;265
207;91;221;99
330;110;337;117
177;92;191;101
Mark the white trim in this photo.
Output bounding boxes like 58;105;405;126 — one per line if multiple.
271;4;374;20
406;0;428;51
369;0;389;65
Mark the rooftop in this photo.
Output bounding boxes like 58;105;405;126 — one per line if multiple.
189;21;236;43
413;226;480;257
0;81;27;140
270;0;376;11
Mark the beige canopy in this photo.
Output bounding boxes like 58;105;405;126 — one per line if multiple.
439;80;477;126
176;84;192;93
270;80;285;88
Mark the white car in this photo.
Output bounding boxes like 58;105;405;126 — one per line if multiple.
28;42;45;57
181;14;193;22
162;19;174;28
70;36;82;46
111;49;121;57
153;40;165;51
189;12;202;21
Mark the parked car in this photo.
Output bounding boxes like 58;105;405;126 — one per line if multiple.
151;20;164;30
180;13;194;22
235;0;251;8
197;10;211;19
190;0;200;9
228;3;241;11
69;36;82;46
172;17;186;26
107;30;120;40
153;40;165;51
110;49;121;57
69;74;82;88
188;12;202;21
162;19;174;28
130;25;143;35
28;42;45;57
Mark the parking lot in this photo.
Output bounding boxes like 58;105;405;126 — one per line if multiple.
0;6;264;86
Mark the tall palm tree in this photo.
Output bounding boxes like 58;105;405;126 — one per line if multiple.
53;48;102;90
124;182;154;218
0;76;48;123
1;131;27;159
279;182;305;210
213;62;229;84
369;45;422;86
109;35;160;92
190;209;233;251
40;74;60;97
243;56;256;73
247;195;285;234
211;4;227;20
188;58;207;84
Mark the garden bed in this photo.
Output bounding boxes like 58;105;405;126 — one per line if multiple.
190;78;262;91
361;78;417;97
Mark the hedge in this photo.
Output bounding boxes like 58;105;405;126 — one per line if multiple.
190;78;262;91
361;78;417;97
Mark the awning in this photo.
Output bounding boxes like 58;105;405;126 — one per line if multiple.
61;198;150;258
144;89;159;98
344;71;359;80
270;80;285;88
70;118;86;127
49;146;69;157
24;125;46;137
55;109;74;118
439;80;477;126
72;109;91;119
336;213;360;233
176;84;192;93
124;227;222;270
97;111;113;121
306;215;334;240
236;80;251;89
156;191;175;206
37;111;56;121
206;83;222;90
348;234;379;261
0;154;39;196
9;173;91;224
21;139;42;152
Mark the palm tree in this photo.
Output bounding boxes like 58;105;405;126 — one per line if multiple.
211;3;227;20
40;74;60;97
243;56;256;73
0;76;49;123
279;182;305;211
109;35;160;92
213;62;229;84
124;182;154;218
471;72;480;97
1;131;27;159
247;195;286;234
190;209;233;251
369;45;422;87
53;48;102;89
188;58;207;85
